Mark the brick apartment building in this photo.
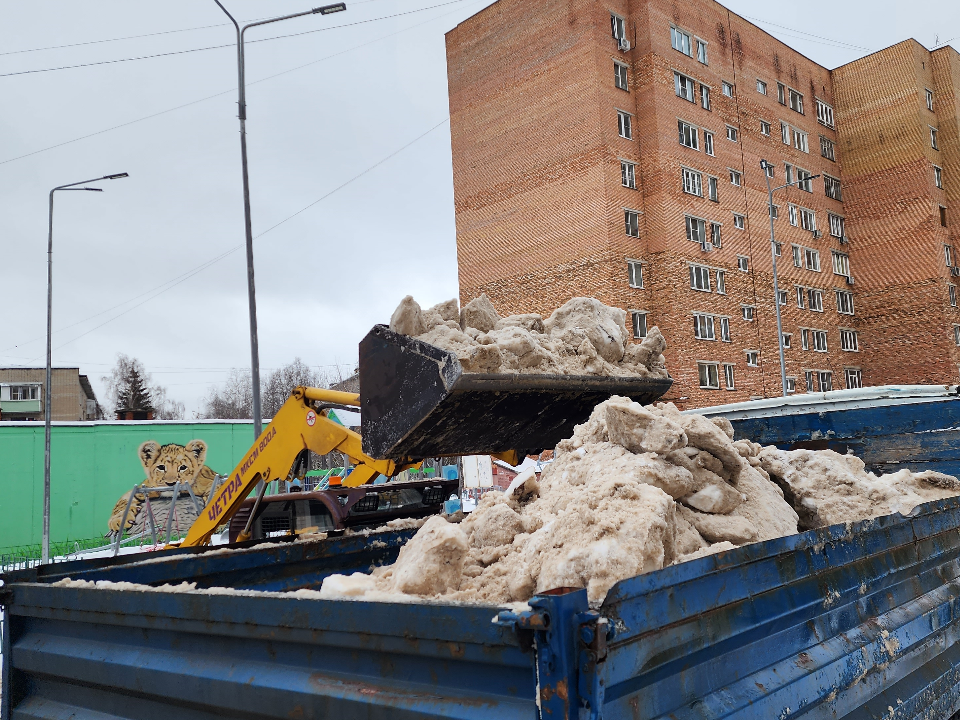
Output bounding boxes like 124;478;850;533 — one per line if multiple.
0;368;100;421
446;0;959;407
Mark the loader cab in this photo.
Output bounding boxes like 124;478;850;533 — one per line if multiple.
227;477;459;543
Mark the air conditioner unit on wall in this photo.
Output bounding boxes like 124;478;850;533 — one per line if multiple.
839;235;849;244
812;230;822;239
846;275;855;285
701;240;712;252
618;37;631;51
951;266;960;277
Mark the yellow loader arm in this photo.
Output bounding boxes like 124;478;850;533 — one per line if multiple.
178;387;414;548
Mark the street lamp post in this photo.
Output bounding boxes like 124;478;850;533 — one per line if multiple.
213;1;346;440
43;172;128;564
760;160;820;397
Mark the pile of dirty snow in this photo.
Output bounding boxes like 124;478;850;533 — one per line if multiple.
754;445;960;530
388;294;669;378
320;396;801;607
320;398;960;608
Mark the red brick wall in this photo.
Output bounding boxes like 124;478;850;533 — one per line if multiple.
447;1;960;406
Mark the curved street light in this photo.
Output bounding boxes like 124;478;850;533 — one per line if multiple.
43;172;129;564
213;1;347;441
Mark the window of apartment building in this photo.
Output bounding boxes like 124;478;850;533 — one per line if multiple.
703;130;715;155
816;99;835;128
824;175;842;201
627;260;643;288
796;285;806;308
820;135;836;161
724;363;736;389
710;221;722;246
793;246;803;270
790;205;817;232
805;370;815;391
757;79;767;95
840;329;859;351
781;122;791;145
818;370;833;390
777;82;787;105
746;350;759;367
690;263;712;291
836;290;854;315
701;84;712;110
931;126;939;151
786;376;797;393
737;255;749;272
686;216;708;246
624;209;640;237
671;26;692;56
716;269;726;294
807;288;824;312
770;205;780;220
697;38;708;64
941;206;948;227
951;284;957;307
955;325;960;346
678;120;699;149
785;162;794;184
926;88;934;111
782;333;792;349
845;368;862;389
774;240;782;256
693;313;716;340
729;169;742;186
10;385;39;401
632;311;647;338
622;160;637;188
617;110;633;139
778;289;788;305
699;362;720;389
793;128;809;153
945;244;954;268
682;167;703;196
805;247;821;271
725;125;738;143
814;330;828;351
764;162;775;179
742;305;755;321
611;13;626;40
797;169;814;192
722;81;734;97
832;251;851;277
789;88;804;114
760;120;771;136
829;213;845;238
615;62;630;91
708;176;719;202
720;316;731;341
733;213;745;229
674;71;695;101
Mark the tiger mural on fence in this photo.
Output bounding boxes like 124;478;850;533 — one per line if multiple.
106;439;218;536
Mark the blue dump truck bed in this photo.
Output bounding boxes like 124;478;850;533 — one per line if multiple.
5;494;960;719
695;384;960;477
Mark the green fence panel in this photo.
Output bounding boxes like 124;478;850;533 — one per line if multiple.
0;421;257;550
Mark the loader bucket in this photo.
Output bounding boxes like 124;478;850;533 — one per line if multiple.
358;324;673;461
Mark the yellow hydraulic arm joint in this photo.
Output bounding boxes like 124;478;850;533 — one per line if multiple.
176;386;415;548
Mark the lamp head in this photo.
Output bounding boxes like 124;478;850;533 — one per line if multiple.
759;159;769;169
103;172;129;180
314;2;346;13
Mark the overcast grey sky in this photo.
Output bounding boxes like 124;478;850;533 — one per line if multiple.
1;0;956;416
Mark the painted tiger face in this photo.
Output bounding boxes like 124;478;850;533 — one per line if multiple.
138;440;207;488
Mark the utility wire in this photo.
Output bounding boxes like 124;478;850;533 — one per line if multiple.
0;0;472;78
0;0;473;167
0;0;393;57
36;117;450;357
740;14;873;52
